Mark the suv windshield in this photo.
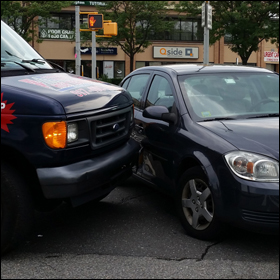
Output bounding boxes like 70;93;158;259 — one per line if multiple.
1;20;53;70
178;72;279;121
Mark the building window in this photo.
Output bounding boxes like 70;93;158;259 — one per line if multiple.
148;18;203;41
224;33;233;44
114;61;125;79
136;61;192;69
40;13;75;30
39;13;75;40
135;62;146;69
266;64;277;72
80;14;89;26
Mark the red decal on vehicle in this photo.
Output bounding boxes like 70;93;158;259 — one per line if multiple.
1;93;17;132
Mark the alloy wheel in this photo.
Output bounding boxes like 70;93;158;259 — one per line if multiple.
181;178;214;230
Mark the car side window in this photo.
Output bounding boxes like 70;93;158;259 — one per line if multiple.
126;74;150;108
121;77;130;89
146;75;174;111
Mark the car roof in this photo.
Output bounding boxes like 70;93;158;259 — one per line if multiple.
129;64;275;75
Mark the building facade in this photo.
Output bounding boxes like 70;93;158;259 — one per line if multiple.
32;1;279;80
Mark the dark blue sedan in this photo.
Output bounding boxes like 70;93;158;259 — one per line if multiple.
120;64;279;240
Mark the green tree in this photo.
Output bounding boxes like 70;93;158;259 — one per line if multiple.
1;1;73;43
175;1;279;65
96;1;174;72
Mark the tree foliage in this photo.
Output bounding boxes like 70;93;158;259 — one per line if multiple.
1;1;73;43
96;1;173;72
175;1;279;65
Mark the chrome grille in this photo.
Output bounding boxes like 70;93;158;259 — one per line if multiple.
88;107;131;149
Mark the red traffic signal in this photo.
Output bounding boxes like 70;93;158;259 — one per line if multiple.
88;14;103;29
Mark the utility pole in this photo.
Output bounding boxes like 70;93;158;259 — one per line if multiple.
75;6;81;75
202;1;212;64
92;31;96;79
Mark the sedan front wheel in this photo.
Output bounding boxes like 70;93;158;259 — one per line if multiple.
177;167;223;241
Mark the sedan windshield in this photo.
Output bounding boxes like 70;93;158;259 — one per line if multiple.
1;20;53;70
178;72;279;121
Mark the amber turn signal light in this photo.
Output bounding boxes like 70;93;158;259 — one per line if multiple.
42;121;67;149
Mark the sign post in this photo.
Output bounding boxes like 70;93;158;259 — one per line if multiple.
202;1;212;64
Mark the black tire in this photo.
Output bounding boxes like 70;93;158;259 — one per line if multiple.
1;161;34;255
176;166;223;241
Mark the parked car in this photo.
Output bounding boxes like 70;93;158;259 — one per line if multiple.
1;20;140;255
119;64;279;240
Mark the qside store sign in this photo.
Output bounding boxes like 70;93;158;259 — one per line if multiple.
153;47;199;59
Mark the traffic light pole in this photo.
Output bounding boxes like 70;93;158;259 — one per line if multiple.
76;10;117;79
75;6;81;76
92;31;96;79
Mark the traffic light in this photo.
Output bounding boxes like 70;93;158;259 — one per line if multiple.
88;14;103;29
103;22;118;36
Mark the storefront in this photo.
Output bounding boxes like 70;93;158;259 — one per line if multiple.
32;2;279;79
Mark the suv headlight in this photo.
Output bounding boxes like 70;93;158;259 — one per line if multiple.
42;121;78;149
67;122;78;143
224;151;279;182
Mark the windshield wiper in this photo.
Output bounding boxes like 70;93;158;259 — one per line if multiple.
22;59;65;72
247;113;279;119
13;61;36;72
22;58;45;65
5;51;37;71
5;50;65;72
44;60;66;72
6;51;44;65
200;117;236;122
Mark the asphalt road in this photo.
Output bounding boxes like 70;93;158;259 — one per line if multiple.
1;177;279;279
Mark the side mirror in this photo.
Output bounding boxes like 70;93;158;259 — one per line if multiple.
143;106;177;124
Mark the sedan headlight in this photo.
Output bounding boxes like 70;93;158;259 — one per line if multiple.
224;151;279;182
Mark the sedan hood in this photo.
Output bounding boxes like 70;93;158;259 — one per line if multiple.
199;118;279;160
1;73;131;114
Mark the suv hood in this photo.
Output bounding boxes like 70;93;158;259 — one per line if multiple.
199;118;279;160
1;73;131;114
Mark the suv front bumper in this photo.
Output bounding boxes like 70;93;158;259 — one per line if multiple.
37;138;140;203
